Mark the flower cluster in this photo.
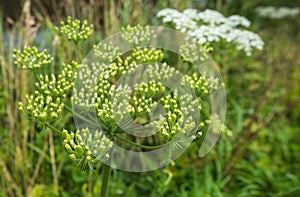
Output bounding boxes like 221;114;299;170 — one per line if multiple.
18;94;64;122
151;92;199;141
255;6;300;19
182;72;220;97
94;42;122;63
55;16;93;43
131;81;165;118
13;46;53;70
18;61;80;123
121;25;155;46
127;48;164;64
57;61;81;95
112;85;135;122
180;42;213;63
74;52;217;142
62;128;113;169
157;8;265;56
73;46;166;128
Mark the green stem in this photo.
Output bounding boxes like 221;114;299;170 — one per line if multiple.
100;164;111;197
75;42;83;62
64;105;100;128
45;122;62;134
31;69;41;82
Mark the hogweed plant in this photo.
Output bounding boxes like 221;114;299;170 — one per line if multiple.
15;17;226;196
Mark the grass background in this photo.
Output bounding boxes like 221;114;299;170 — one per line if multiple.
0;0;299;196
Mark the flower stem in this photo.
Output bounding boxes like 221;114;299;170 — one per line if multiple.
100;164;111;197
75;42;83;62
31;69;41;82
64;105;100;128
45;122;61;134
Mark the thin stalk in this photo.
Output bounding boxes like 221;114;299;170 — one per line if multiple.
100;164;111;197
49;131;59;195
31;69;41;82
88;167;93;197
75;42;83;62
45;122;62;134
64;105;100;128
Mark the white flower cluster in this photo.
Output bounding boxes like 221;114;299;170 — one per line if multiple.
157;8;265;56
255;6;300;19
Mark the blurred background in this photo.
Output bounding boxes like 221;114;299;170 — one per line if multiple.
0;0;299;196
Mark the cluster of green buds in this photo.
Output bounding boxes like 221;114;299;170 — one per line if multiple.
35;61;81;97
157;92;199;141
13;46;53;70
131;81;165;118
125;48;164;64
62;128;113;169
121;25;155;46
112;85;135;122
16;17;85;126
18;60;80;123
94;42;122;63
18;94;64;122
55;16;93;44
74;50;220;142
82;32;222;139
179;42;213;63
57;61;81;95
181;72;221;97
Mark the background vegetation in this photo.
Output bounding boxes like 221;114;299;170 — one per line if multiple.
0;0;299;196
